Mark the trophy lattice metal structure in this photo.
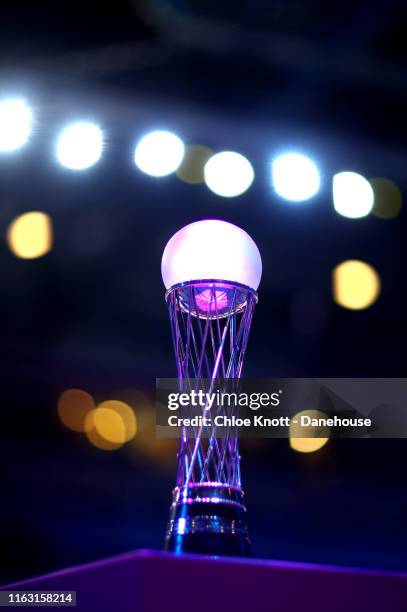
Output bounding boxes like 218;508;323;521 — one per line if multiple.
164;280;257;556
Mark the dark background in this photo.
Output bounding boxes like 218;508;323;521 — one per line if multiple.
1;0;406;584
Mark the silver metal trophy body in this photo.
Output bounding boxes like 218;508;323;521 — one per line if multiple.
161;220;262;556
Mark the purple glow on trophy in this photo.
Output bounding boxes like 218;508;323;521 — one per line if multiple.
161;219;262;556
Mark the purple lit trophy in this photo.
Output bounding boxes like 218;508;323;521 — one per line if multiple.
161;220;262;556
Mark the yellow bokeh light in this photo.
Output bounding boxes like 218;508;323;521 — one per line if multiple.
97;400;137;442
333;260;381;310
85;407;126;448
176;144;213;184
289;409;329;454
290;437;329;453
84;399;136;451
370;177;402;219
58;388;95;432
85;421;124;451
7;211;52;259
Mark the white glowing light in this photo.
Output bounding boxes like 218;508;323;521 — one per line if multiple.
204;152;254;197
333;171;374;219
0;98;32;152
161;219;262;290
134;130;185;177
272;152;321;201
56;122;103;170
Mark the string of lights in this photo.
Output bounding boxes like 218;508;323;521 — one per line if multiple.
0;97;401;220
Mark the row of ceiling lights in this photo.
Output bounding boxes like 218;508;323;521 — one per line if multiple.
0;97;402;219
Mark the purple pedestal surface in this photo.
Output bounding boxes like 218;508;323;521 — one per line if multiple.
3;550;407;612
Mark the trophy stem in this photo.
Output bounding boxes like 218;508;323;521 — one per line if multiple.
164;281;257;556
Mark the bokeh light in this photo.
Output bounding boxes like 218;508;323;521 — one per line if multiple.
86;407;127;445
84;399;136;451
176;144;213;184
289;409;330;453
56;122;103;170
58;388;95;432
333;171;374;219
0;98;32;152
85;414;124;451
333;260;381;310
204;151;254;197
7;211;52;259
134;130;185;177
272;152;320;202
370;177;402;219
97;400;137;442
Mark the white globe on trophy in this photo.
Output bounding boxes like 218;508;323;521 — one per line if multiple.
161;219;262;556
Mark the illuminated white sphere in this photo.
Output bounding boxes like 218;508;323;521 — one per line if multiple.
161;219;262;290
134;130;185;177
333;171;374;219
204;151;254;197
0;98;32;152
272;152;320;201
56;122;103;170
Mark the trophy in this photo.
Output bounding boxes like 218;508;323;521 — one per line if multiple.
161;220;262;556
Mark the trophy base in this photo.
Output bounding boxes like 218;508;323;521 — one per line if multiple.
164;483;251;557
